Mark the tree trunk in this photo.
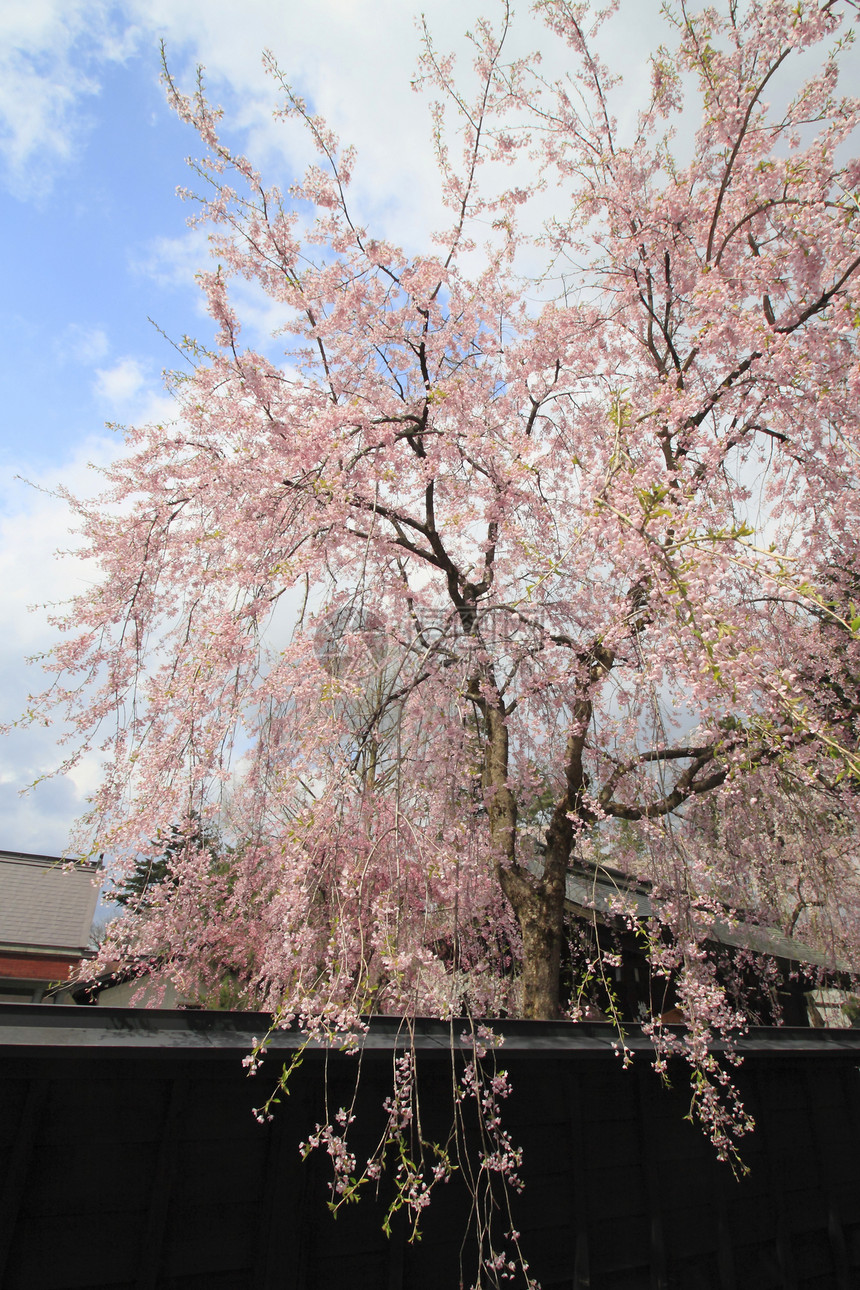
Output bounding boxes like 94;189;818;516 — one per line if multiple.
508;667;610;1019
484;695;573;1020
518;886;566;1019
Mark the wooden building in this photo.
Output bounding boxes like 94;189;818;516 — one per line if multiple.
554;856;850;1028
0;851;99;1003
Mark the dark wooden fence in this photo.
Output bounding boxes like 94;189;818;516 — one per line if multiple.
1;1005;859;1289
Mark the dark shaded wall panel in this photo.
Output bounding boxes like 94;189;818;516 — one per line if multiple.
1;1007;859;1289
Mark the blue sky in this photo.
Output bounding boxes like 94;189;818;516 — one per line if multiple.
2;61;187;469
1;0;848;859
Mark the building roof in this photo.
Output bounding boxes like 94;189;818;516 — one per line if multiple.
0;850;100;956
561;858;855;975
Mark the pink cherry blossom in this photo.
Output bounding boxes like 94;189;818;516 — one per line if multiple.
18;0;860;1170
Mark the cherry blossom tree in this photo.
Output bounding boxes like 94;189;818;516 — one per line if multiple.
28;0;860;1043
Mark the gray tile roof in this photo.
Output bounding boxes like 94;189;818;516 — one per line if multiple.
0;850;100;954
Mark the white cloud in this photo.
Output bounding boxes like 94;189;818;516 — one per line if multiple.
0;387;172;854
143;229;211;292
93;356;147;407
0;0;140;197
59;323;110;365
0;435;116;854
128;0;493;248
91;360;177;430
0;0;484;216
6;0;858;237
0;437;113;649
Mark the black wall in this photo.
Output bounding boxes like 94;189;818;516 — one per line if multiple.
1;1007;859;1289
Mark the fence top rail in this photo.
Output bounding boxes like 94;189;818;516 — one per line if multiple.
2;1003;860;1061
